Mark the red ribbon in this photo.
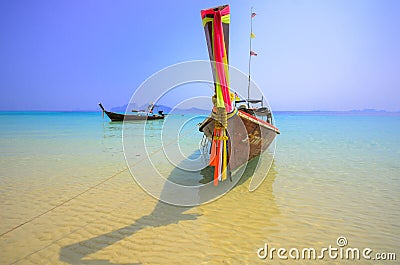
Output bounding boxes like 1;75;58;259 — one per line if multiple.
201;6;233;113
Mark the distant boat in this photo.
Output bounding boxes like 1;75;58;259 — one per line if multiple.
198;5;280;185
99;103;165;122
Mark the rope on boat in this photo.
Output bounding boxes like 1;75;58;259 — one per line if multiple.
0;124;201;239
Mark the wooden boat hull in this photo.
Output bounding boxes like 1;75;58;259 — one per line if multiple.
104;110;164;122
199;110;280;170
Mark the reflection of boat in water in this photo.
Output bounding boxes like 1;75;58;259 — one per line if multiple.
199;5;280;183
99;103;165;122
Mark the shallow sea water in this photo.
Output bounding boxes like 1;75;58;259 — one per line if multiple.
0;111;399;264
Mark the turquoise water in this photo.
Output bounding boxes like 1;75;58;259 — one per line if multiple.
0;111;399;264
273;112;400;253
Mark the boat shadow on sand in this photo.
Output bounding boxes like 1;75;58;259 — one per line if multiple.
59;155;278;265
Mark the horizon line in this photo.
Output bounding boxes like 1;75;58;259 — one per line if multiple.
0;108;399;113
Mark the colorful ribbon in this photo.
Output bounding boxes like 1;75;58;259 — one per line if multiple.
201;6;232;185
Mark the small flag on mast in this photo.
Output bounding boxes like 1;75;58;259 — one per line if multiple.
250;32;256;38
234;92;241;101
250;50;258;56
251;12;256;18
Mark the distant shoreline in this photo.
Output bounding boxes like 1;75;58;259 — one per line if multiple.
1;109;399;115
273;110;400;116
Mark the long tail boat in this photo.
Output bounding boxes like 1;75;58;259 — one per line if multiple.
198;5;280;185
99;103;165;122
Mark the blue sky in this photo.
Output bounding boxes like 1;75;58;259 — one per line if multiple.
0;0;399;111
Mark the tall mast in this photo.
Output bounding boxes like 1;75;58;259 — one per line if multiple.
247;7;253;108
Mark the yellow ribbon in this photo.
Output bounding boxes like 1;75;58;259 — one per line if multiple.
202;14;230;27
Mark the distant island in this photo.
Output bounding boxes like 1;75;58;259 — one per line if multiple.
108;104;399;115
1;107;398;114
274;109;400;116
110;104;210;114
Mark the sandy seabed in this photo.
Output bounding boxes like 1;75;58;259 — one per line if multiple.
1;113;399;264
